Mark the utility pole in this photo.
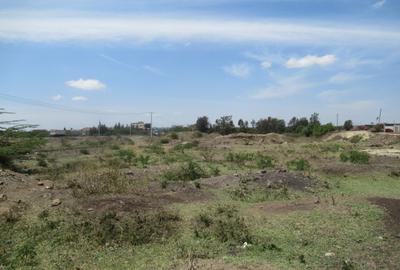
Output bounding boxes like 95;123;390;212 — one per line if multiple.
130;123;132;136
150;112;153;139
98;121;101;136
336;113;339;128
377;108;382;124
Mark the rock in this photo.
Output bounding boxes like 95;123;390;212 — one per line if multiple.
266;180;272;188
0;194;7;201
51;199;61;207
87;208;94;212
37;181;44;186
314;197;321;204
260;170;267;174
325;252;335;257
0;181;4;185
45;184;54;190
125;171;135;176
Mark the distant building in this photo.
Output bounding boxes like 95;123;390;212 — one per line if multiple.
384;123;400;133
49;129;66;137
81;127;91;136
132;121;151;130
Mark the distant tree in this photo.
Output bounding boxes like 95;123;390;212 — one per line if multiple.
214;116;235;135
309;113;321;127
237;119;248;132
250;120;256;129
343;120;353;131
195;116;210;133
256;117;286;134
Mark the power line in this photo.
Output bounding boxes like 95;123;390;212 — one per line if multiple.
0;92;151;116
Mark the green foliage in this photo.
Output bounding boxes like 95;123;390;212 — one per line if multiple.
193;205;252;245
145;143;165;155
137;154;150;167
255;153;274;169
256;117;286;134
116;149;136;164
225;151;254;166
162;160;208;182
160;138;170;144
340;150;370;164
287;158;311;171
169;132;179;140
349;135;363;144
344;120;353;131
80;148;90;155
195;116;211;133
214;116;235;135
173;140;199;152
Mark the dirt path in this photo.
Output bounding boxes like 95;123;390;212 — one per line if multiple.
369;197;400;235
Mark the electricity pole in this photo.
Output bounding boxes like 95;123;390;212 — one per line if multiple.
150;112;153;139
130;123;132;136
98;121;101;136
378;108;382;124
336;113;339;128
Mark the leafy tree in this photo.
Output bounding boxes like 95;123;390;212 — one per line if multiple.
256;117;286;134
343;120;353;131
195;116;210;133
214;116;235;135
237;119;248;132
0;109;45;169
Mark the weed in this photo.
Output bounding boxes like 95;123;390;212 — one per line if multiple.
169;133;179;140
287;158;311;171
193;205;252;245
116;149;136;165
160;138;170;144
340;150;369;164
349;135;363;144
255;153;274;169
162;160;208;182
137;154;150;167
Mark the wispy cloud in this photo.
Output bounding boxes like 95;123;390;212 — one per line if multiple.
329;72;369;84
66;79;106;91
99;54;134;69
328;100;379;111
51;94;62;101
285;55;336;68
251;75;313;99
143;65;164;76
372;0;386;9
244;52;273;69
223;63;251;78
1;11;399;46
71;96;88;101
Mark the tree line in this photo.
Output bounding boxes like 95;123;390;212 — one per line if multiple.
195;114;354;137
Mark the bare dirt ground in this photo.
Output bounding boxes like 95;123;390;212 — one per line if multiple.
369;197;400;235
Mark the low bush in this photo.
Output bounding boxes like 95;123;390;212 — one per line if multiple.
115;149;136;165
193;205;252;245
255;153;274;169
80;149;90;155
160;138;170;144
169;133;179;140
287;158;311;171
349;135;363;144
225;152;254;166
340;150;370;164
162;160;208;182
173;141;199;152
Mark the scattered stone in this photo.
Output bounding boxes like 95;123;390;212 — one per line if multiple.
378;236;384;240
0;194;7;201
37;181;44;186
0;181;4;185
325;252;335;257
314;197;321;204
87;208;94;212
260;170;267;174
234;173;239;177
51;199;61;207
125;171;135;176
45;184;54;190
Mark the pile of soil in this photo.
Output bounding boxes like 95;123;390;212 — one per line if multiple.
369;197;400;235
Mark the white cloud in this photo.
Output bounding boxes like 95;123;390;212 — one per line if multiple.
251;75;312;99
328;100;379;111
71;96;88;101
260;61;272;69
143;65;164;76
66;79;106;91
0;11;399;47
223;63;251;78
286;55;337;68
329;72;371;84
372;0;385;8
51;94;62;101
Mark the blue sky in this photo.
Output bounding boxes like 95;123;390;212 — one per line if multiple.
0;0;399;129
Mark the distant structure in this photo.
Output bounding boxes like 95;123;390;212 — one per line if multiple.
132;121;151;130
81;127;91;136
384;123;400;133
49;129;66;137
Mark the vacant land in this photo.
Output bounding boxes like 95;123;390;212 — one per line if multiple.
1;131;400;269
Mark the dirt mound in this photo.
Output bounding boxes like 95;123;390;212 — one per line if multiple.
201;170;314;191
325;131;371;141
214;133;290;145
369;197;400;235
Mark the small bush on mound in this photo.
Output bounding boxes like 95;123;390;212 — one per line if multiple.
162;160;208;182
349;135;363;144
225;152;254;166
80;148;90;155
169;133;179;140
160;138;170;144
193;205;252;245
94;209;181;245
340;150;370;164
255;153;274;169
173;141;199;152
287;158;311;171
137;154;150;167
145;143;165;155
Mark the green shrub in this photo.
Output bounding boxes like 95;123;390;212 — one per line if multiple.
160;138;170;144
225;152;254;166
169;133;179;140
349;135;363;144
255;153;274;169
116;149;136;165
287;158;311;171
145;143;165;155
162;160;208;182
193;205;252;244
80;149;90;155
173;141;199;152
340;150;369;164
137;154;150;167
